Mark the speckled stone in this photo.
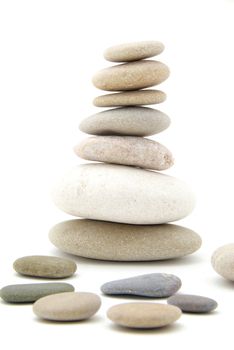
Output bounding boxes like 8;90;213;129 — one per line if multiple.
13;255;77;279
74;136;173;171
101;273;181;297
49;219;202;261
79;107;170;137
107;302;182;329
92;60;170;91
93;90;166;107
167;294;218;313
211;243;234;281
104;41;164;62
51;164;195;225
0;283;74;303
33;292;101;321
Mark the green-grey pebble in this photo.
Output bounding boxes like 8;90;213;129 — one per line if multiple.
0;283;75;303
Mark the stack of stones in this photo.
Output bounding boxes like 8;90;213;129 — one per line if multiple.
49;41;202;261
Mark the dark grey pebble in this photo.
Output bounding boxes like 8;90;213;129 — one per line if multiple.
0;283;75;303
101;273;182;298
167;294;218;313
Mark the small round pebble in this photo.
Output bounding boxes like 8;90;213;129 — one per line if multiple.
104;41;164;62
93;90;166;107
33;292;101;321
0;283;74;303
101;273;181;298
211;243;234;281
13;255;77;279
167;294;218;313
92;60;170;91
107;302;181;329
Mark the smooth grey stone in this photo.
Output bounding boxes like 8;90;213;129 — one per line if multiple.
167;294;218;313
101;273;182;298
0;283;74;303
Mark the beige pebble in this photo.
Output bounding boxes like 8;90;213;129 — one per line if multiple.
49;219;202;261
74;136;173;171
93;90;166;107
107;302;182;329
104;41;164;62
211;243;234;281
33;292;101;321
92;60;170;91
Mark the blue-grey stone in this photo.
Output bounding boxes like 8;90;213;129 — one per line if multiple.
167;294;218;313
101;273;182;298
0;283;75;303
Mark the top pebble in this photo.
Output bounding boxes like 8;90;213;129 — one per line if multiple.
104;41;164;62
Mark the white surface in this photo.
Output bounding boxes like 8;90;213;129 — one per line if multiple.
0;0;234;349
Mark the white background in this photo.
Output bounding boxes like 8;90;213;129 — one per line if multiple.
0;0;234;349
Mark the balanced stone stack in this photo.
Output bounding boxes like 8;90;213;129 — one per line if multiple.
50;41;202;261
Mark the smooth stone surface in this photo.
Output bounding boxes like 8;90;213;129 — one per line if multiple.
52;163;195;225
211;244;234;281
49;219;202;261
74;136;173;171
167;294;218;313
107;302;181;329
104;41;164;62
101;273;182;297
0;283;74;303
13;255;77;279
93;90;166;107
92;60;170;91
33;292;101;321
79;107;170;137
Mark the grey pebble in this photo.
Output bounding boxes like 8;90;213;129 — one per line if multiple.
0;283;74;303
101;273;182;298
167;294;218;313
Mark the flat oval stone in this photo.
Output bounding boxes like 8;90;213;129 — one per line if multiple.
107;302;181;329
51;163;195;225
33;292;101;321
13;255;77;279
79;107;170;137
74;136;173;171
104;41;164;62
93;90;166;107
211;243;234;281
49;219;202;261
92;60;170;91
101;273;181;297
0;283;74;303
167;294;218;313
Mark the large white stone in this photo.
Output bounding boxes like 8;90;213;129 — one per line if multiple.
52;163;195;225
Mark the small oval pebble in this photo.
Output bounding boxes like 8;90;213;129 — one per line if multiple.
101;273;181;298
0;283;74;303
79;107;170;137
92;60;170;91
107;302;181;329
49;220;202;261
211;243;234;280
13;255;77;279
93;90;166;107
74;136;173;171
167;294;218;313
104;41;164;62
33;292;101;321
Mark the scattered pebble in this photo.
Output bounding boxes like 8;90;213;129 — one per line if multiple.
0;283;74;303
167;294;218;313
211;243;234;281
101;273;181;297
13;255;77;279
107;302;182;329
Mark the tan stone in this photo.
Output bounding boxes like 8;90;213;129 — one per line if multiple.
92;60;170;91
74;136;173;171
211;244;234;281
107;302;182;329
